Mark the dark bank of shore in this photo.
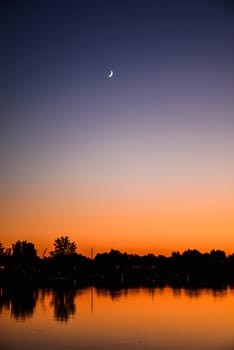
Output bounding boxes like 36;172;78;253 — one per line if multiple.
0;266;233;291
1;248;234;289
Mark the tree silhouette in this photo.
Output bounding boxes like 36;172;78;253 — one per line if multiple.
0;242;5;270
12;240;37;272
0;242;4;255
1;236;234;287
50;236;77;257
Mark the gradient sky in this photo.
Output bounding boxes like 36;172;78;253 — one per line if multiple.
1;0;233;257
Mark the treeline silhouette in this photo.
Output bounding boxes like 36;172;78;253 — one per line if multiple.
0;237;234;288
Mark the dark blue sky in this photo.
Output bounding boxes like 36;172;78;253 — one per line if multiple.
1;0;233;155
1;0;233;108
1;0;233;151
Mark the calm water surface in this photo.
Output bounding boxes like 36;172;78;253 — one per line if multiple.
0;286;233;350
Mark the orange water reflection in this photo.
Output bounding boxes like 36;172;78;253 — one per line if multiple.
0;286;233;349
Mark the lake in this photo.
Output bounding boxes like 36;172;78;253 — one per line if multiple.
0;286;233;350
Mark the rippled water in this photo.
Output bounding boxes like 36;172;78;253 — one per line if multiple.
0;286;233;349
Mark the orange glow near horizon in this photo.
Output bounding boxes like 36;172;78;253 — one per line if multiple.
1;178;233;257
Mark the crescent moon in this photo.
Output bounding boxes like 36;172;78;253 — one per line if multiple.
108;70;113;78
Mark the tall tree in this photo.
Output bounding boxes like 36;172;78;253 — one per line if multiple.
0;242;4;255
0;242;5;268
12;240;37;271
50;236;77;257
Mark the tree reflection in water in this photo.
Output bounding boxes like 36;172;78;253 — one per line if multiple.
51;288;76;322
0;285;231;325
0;287;77;322
0;287;38;320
